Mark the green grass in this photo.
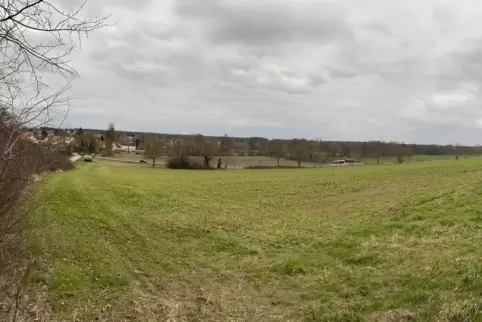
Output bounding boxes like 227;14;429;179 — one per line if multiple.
28;159;482;321
361;154;468;164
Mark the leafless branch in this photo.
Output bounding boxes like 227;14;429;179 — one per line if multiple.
0;0;44;22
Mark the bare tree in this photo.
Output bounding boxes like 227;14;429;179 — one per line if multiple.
327;142;339;158
267;139;288;167
188;135;219;168
232;140;250;156
74;132;97;156
362;141;383;164
340;142;352;158
360;141;369;158
288;139;312;168
220;134;232;156
144;135;165;168
0;1;108;128
395;145;414;164
312;139;329;164
168;138;187;159
219;134;232;168
200;136;218;168
372;141;383;165
104;122;116;156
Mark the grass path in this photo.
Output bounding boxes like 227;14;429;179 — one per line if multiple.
28;160;482;321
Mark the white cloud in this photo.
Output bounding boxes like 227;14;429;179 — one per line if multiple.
476;118;482;127
431;92;474;107
402;99;427;119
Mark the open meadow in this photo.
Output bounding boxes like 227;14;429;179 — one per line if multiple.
27;159;482;321
361;154;466;165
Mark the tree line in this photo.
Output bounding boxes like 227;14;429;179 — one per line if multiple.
135;133;482;168
49;124;482;168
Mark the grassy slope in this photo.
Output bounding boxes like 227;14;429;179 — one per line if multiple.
29;160;482;321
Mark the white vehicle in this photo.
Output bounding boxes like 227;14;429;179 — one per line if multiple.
330;159;361;166
83;155;93;162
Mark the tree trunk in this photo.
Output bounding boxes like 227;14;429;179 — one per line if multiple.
204;156;212;169
152;158;156;168
298;161;302;168
277;157;281;167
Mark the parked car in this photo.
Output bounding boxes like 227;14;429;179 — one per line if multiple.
83;155;93;162
330;159;360;166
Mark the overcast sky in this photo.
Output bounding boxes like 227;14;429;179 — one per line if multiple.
55;0;482;144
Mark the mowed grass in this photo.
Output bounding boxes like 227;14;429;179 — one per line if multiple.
28;159;482;321
361;154;469;164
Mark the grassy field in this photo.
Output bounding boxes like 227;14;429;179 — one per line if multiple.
27;159;482;321
361;154;465;165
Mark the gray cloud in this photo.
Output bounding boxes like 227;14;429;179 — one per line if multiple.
43;0;482;144
175;0;353;45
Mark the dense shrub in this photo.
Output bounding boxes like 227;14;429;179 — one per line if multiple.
166;156;205;169
0;127;73;239
37;148;74;172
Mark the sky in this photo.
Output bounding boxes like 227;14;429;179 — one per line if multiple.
49;0;482;144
